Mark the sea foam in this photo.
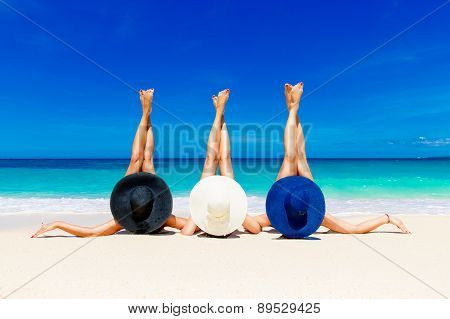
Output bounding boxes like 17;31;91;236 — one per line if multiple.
0;196;448;216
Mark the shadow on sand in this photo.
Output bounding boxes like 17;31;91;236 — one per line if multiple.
37;229;177;238
197;230;243;239
114;229;176;236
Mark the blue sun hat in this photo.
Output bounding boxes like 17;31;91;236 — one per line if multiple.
266;176;325;238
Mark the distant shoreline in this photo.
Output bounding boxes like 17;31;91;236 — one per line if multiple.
1;157;449;161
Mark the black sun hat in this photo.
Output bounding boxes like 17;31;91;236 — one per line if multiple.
110;172;173;234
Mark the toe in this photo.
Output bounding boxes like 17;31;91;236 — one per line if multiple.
285;83;292;92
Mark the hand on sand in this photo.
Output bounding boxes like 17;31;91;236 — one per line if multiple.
284;82;303;111
31;222;56;238
139;89;154;114
388;214;411;234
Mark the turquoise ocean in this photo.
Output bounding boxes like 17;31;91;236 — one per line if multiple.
1;159;449;215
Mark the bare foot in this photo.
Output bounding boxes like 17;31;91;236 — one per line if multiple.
139;88;154;114
216;89;230;112
290;82;303;107
31;222;57;238
213;95;226;126
388;215;411;234
284;82;303;111
212;95;218;110
284;83;293;108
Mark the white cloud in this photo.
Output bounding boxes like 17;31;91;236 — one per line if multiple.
385;137;450;147
417;137;450;146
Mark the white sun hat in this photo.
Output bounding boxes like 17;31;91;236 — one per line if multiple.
189;175;248;236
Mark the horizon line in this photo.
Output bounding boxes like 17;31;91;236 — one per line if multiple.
0;157;448;160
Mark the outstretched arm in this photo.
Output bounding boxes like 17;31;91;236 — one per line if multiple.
321;213;410;234
165;215;188;230
242;214;271;234
180;218;200;235
31;215;190;237
32;219;123;238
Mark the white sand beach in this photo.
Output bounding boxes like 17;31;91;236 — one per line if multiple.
0;214;449;299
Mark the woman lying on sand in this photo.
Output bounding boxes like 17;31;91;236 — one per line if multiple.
32;89;187;238
180;89;261;235
243;82;411;235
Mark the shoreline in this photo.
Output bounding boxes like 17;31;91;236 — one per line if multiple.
1;196;449;216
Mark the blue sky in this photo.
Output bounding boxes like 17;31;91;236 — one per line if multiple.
0;0;449;158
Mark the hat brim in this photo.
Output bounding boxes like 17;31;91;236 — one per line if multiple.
189;176;247;236
110;172;173;233
265;176;325;238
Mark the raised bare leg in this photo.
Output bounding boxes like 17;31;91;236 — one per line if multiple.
296;121;313;180
276;83;299;181
289;82;314;181
244;84;301;233
321;213;411;234
201;89;229;178
217;111;264;233
218;96;234;178
142;95;155;174
244;84;299;233
214;94;260;233
126;89;153;176
136;89;186;229
181;90;230;236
